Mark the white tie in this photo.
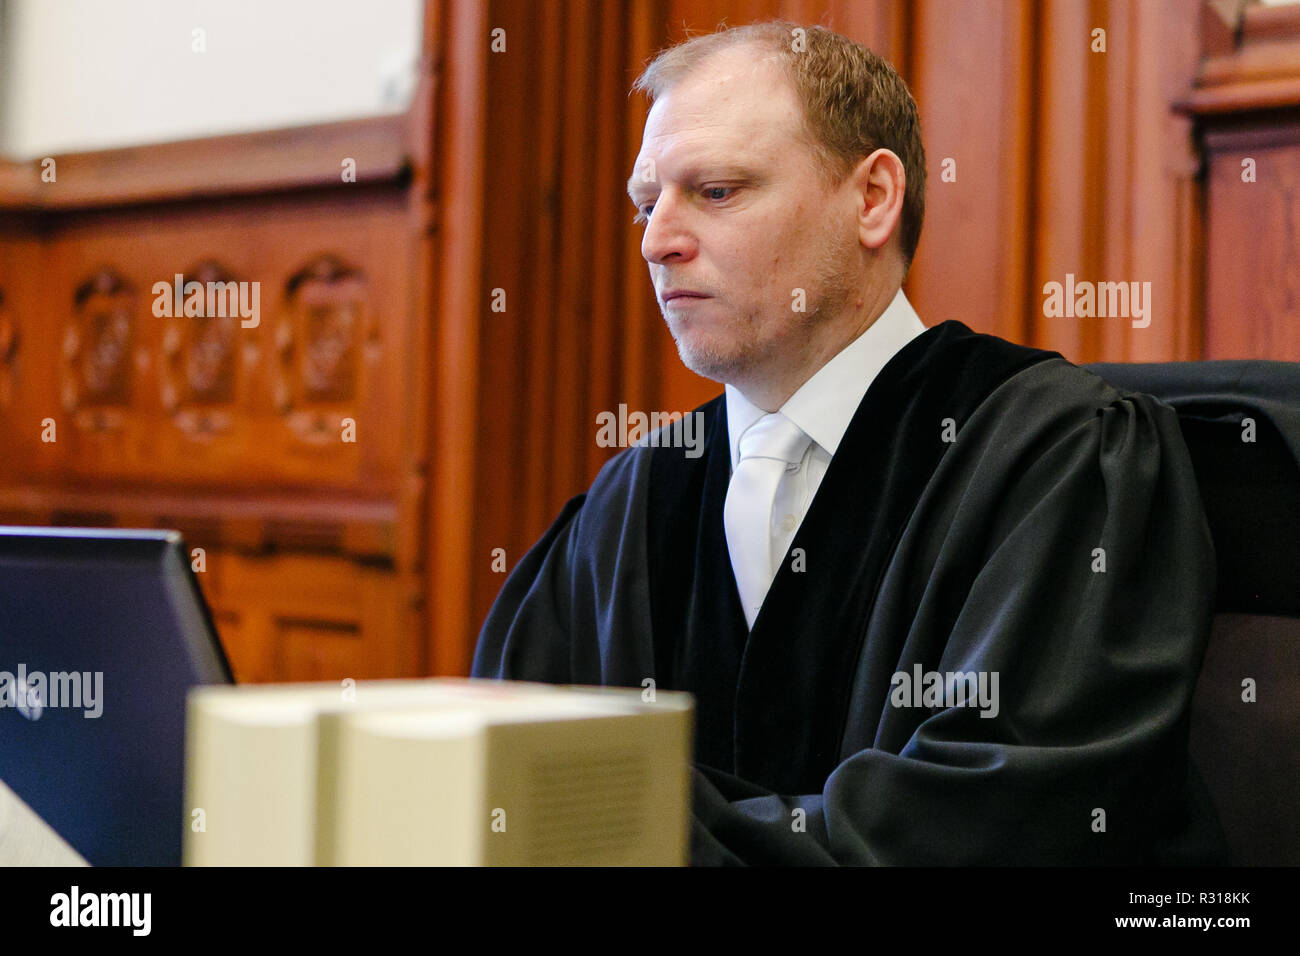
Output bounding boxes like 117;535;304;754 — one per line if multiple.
724;412;812;629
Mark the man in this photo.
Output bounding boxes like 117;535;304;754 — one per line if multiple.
471;21;1226;865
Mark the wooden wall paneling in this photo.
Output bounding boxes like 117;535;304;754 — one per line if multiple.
1203;118;1300;359
0;228;53;483
428;0;489;675
7;190;411;494
207;607;274;684
1199;0;1239;60
1146;0;1208;363
0;260;16;414
0;160;38;206
672;0;757;31
907;0;1036;345
1191;1;1300;113
799;0;907;73
209;552;420;682
0;485;398;554
397;0;441;676
1026;0;1100;362
466;0;554;674
1097;0;1202;362
908;0;1202;364
0;117;409;213
506;0;553;546
0;113;422;684
586;0;630;486
555;0;596;511
1098;0;1137;362
1182;0;1300;362
534;0;577;521
200;549;269;683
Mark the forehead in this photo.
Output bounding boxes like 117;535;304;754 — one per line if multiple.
635;46;806;178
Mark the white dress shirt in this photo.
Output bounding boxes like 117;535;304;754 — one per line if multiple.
724;288;927;601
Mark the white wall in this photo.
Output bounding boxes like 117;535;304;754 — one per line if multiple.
0;0;422;159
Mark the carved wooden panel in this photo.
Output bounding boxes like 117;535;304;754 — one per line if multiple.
0;191;411;494
0;37;430;686
159;260;243;440
61;267;136;432
274;254;377;445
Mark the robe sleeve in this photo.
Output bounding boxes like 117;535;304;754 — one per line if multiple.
689;388;1219;865
470;494;586;684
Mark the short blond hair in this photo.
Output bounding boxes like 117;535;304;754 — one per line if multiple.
632;20;927;273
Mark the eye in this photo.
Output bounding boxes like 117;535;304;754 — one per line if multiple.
632;203;654;226
703;185;735;201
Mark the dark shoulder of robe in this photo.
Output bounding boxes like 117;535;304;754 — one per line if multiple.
471;320;1229;865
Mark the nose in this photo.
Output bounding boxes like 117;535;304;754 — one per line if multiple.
640;188;698;266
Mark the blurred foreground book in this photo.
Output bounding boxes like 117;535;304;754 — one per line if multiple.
184;678;693;866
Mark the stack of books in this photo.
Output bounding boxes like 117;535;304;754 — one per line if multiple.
183;678;693;866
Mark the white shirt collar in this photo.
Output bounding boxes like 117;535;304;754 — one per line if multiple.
726;287;926;469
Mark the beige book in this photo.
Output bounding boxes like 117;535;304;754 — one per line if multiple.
184;678;561;865
184;678;692;866
318;689;693;866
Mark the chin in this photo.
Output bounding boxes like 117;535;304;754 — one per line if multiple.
672;334;752;384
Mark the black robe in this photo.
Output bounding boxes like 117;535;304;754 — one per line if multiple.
471;320;1228;865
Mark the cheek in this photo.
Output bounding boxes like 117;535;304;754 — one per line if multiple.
762;212;816;278
759;240;804;303
733;228;789;277
709;212;810;301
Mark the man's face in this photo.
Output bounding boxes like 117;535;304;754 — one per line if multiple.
628;46;861;387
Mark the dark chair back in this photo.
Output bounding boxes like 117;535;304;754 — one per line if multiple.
1087;360;1300;865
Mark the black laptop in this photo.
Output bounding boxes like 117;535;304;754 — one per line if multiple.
0;527;233;866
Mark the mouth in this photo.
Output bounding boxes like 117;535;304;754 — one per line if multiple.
661;291;711;305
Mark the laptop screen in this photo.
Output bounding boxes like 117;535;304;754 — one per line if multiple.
0;527;233;866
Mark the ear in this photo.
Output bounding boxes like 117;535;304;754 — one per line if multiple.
849;148;906;255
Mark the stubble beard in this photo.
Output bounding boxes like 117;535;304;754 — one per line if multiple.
666;300;765;385
666;242;861;389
